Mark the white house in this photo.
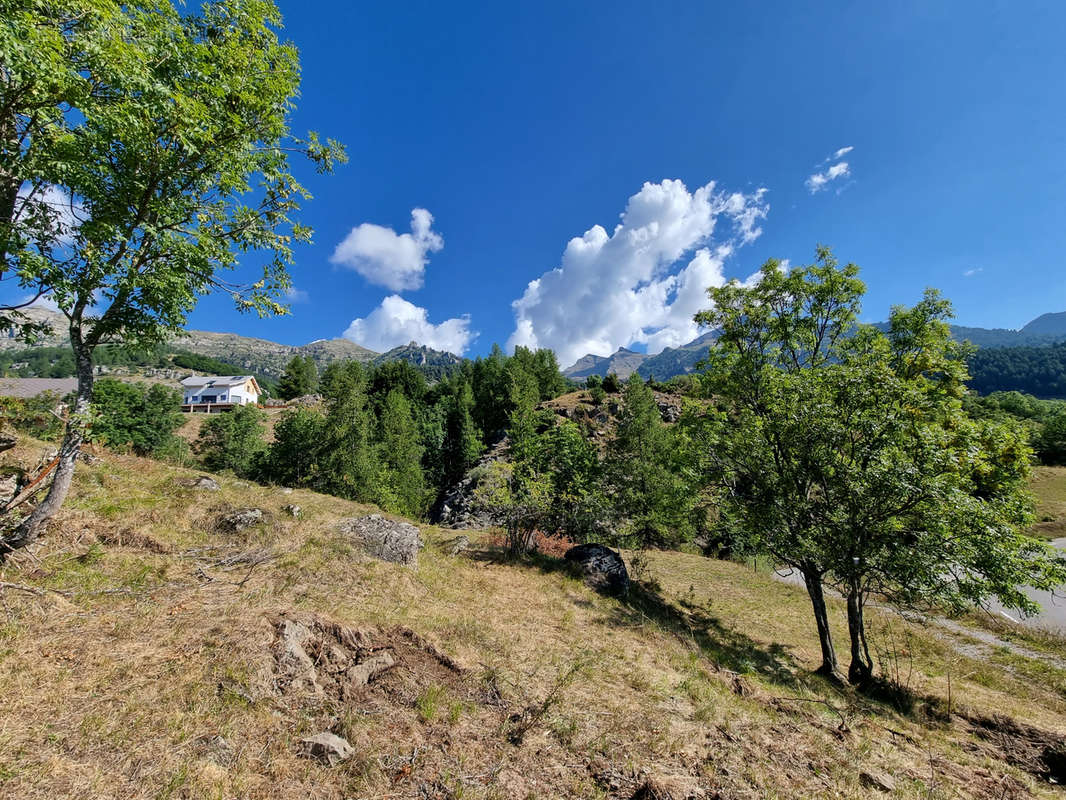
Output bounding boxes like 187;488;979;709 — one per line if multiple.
180;375;262;411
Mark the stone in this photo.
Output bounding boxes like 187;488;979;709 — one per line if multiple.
275;619;321;694
564;544;630;596
442;534;470;555
298;732;353;766
631;775;705;800
282;504;301;518
859;770;897;793
188;475;220;491
657;401;681;423
336;515;423;566
346;650;396;686
280;487;294;494
0;473;19;503
217;507;265;532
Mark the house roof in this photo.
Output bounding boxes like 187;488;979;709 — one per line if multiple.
180;375;257;390
0;377;78;398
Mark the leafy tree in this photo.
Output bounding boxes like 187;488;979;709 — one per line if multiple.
604;375;698;550
258;406;324;486
602;373;621;393
195;404;266;477
696;248;1066;684
0;0;344;557
375;389;425;516
91;379;184;456
473;460;552;555
277;355;318;400
1037;410;1066;466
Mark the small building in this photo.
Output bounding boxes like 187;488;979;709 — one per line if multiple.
180;375;261;413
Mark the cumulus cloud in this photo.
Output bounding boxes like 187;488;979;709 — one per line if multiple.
330;208;443;291
506;178;769;368
17;184;82;246
805;160;851;194
343;295;476;355
284;286;309;303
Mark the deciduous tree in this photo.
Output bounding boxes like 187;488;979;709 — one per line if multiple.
696;248;1066;683
0;0;344;556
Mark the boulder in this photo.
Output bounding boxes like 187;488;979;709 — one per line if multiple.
282;504;301;518
442;534;470;555
217;507;265;532
657;401;681;423
298;732;353;766
336;514;422;566
564;544;629;596
859;770;897;793
188;475;220;491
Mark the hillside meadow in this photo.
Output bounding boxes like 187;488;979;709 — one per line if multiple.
0;438;1062;799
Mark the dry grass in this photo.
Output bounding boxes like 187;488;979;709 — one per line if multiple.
1030;466;1066;540
175;406;289;446
0;442;1063;798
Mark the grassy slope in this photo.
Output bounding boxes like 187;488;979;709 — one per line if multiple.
0;445;1063;799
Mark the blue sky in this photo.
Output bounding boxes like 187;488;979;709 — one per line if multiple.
123;2;1066;361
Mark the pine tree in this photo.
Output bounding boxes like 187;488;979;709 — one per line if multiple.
377;390;426;516
277;355;318;400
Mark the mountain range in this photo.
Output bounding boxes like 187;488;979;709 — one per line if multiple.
560;312;1066;381
0;308;462;380
5;306;1066;385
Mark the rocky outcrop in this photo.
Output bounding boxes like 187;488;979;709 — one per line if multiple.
179;475;219;491
336;514;422;566
564;544;630;596
217;507;265;532
431;437;510;529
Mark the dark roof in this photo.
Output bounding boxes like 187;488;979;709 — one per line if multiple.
0;377;78;398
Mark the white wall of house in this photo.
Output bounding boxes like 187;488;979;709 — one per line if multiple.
181;377;260;406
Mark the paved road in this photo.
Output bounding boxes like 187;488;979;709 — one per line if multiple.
773;537;1066;635
981;537;1066;634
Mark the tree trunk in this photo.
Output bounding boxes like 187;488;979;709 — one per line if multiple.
846;585;873;685
801;566;842;681
0;341;93;559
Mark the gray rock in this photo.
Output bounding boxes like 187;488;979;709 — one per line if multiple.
336;514;423;566
0;473;19;503
859;770;896;793
443;534;470;555
280;487;294;495
657;401;681;423
186;475;220;491
217;507;265;532
347;650;396;686
275;619;321;694
299;732;353;766
564;544;630;596
282;503;301;518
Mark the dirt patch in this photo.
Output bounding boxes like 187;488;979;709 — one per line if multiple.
962;712;1066;785
266;612;468;706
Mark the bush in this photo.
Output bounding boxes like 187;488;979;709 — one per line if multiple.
92;379;185;456
601;373;621;393
0;392;67;441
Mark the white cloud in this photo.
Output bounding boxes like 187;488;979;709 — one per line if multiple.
17;184;82;246
284;287;309;303
806;160;851;193
330;208;443;292
506;178;768;368
342;295;476;355
829;145;854;161
963;267;983;277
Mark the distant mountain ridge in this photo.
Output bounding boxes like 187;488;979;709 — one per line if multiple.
0;308;463;380
561;312;1066;381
